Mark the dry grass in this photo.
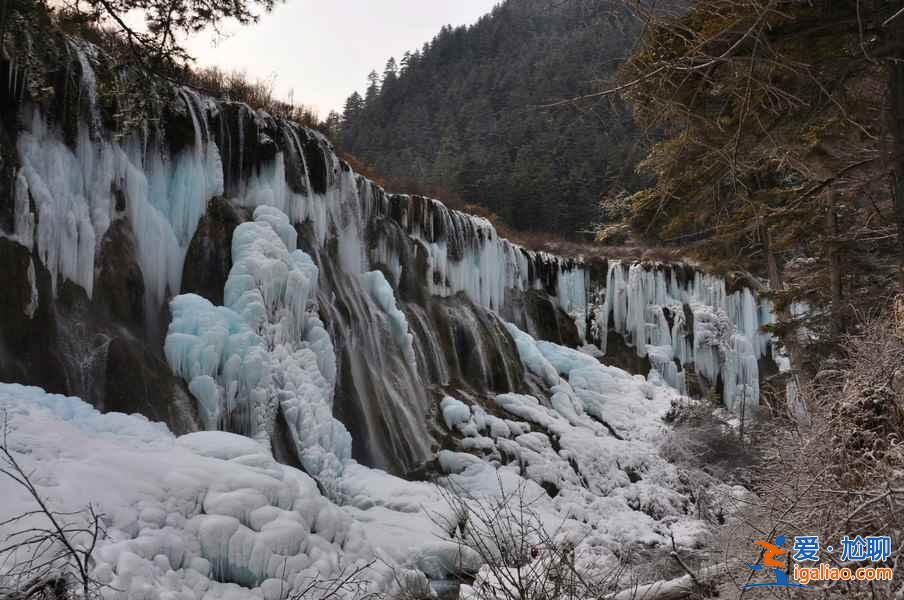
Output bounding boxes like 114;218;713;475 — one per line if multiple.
51;9;324;130
180;66;321;128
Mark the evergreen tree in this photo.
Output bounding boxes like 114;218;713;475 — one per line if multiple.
383;57;398;82
342;92;364;122
324;111;341;140
336;0;638;238
400;51;413;73
364;70;381;105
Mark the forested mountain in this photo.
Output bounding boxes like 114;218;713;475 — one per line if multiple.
337;0;642;236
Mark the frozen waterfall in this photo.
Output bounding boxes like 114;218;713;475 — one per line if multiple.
591;261;774;413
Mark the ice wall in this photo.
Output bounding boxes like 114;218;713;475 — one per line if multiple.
10;44;585;325
6;41;594;473
6;40;592;476
591;261;774;413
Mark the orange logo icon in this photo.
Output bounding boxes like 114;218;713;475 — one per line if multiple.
753;539;787;568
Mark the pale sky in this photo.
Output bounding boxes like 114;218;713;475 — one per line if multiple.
181;0;501;116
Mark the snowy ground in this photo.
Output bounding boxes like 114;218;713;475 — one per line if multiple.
0;322;736;599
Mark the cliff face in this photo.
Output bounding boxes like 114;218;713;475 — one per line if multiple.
0;38;586;475
0;28;782;482
0;27;797;599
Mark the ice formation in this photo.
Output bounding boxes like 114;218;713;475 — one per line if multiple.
358;270;417;369
11;45;584;330
0;383;452;599
166;207;350;485
592;261;774;413
13;83;223;317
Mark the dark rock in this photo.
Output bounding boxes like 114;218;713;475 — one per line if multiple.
210;102;260;196
278;122;309;195
0;238;199;435
499;289;581;348
601;329;653;376
0;104;20;235
182;199;249;305
93;218;145;330
301;130;330;194
0;238;37;343
103;337;198;435
0;240;71;395
525;290;581;347
162;94;198;156
257;132;278;164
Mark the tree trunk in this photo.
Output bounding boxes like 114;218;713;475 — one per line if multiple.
825;191;843;335
889;7;904;287
766;227;783;291
608;562;736;600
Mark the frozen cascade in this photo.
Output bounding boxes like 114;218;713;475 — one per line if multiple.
9;64;589;473
229;136;588;319
0;320;735;600
166;206;351;486
10;73;583;328
67;39;102;137
358;271;418;369
13;88;223;318
0;33;783;599
592;261;774;412
15;111;103;298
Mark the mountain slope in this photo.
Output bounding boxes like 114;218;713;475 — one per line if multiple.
339;0;643;237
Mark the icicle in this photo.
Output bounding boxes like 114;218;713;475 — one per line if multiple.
593;260;774;413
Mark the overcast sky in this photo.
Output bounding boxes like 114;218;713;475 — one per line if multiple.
181;0;500;116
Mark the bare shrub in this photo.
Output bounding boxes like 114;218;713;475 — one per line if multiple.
284;560;381;600
0;414;106;600
428;476;627;600
661;398;758;484
718;313;904;597
428;474;742;600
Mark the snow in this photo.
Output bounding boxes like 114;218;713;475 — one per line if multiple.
440;396;472;430
12;57;585;340
437;325;737;587
1;305;734;598
0;384;459;598
4;66;750;598
0;309;735;597
504;322;561;387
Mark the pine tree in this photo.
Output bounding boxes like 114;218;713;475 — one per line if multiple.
324;111;341;140
383;57;398;83
334;0;640;237
365;70;381;105
400;51;413;73
342;92;364;121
